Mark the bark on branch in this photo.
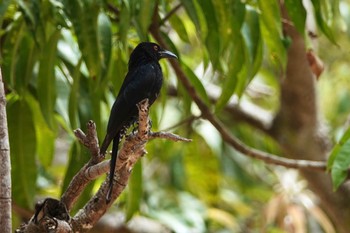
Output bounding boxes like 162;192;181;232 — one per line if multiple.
16;99;191;233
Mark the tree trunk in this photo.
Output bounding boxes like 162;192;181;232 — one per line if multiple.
0;67;12;233
271;7;350;233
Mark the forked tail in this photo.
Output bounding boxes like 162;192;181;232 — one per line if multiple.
106;134;120;203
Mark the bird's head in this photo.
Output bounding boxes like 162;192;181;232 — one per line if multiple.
134;42;178;61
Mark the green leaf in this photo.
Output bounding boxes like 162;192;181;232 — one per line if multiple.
134;0;155;40
17;0;45;45
161;31;180;60
126;160;142;220
25;93;56;168
229;0;245;34
258;0;286;71
215;38;244;112
284;0;306;35
328;127;350;169
64;0;101;78
8;98;37;209
181;62;210;107
68;58;83;129
37;30;61;129
311;0;337;44
118;2;131;46
13;33;37;93
330;139;350;189
199;0;221;69
180;0;201;32
97;12;112;79
236;8;263;96
0;0;11;25
169;14;190;43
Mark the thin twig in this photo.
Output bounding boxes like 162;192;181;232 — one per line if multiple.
160;113;201;132
159;3;183;26
149;131;192;142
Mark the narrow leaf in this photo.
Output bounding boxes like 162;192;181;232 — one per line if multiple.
235;8;263;95
37;30;61;129
135;0;155;40
181;62;210;106
63;0;101;78
0;0;11;25
25;93;56;167
97;12;112;79
126;160;142;220
8;99;37;209
199;0;221;69
327;127;350;169
258;0;286;70
215;37;244;112
169;14;190;43
330;139;350;189
180;0;201;32
311;0;337;44
68;58;83;129
284;0;306;35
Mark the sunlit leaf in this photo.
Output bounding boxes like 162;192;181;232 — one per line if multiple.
327;127;350;169
235;8;263;96
258;0;286;71
180;0;201;32
25;93;56;168
330;139;350;189
215;37;244;111
311;0;337;44
181;62;210;106
169;14;190;43
328;127;350;189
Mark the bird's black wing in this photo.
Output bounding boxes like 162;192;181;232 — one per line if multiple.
100;63;162;155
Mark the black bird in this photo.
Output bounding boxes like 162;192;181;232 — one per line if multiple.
100;42;177;202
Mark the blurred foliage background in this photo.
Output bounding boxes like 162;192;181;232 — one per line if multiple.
2;0;350;232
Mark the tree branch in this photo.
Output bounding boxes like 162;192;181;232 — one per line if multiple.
167;85;273;135
150;18;329;172
16;99;191;233
159;3;182;26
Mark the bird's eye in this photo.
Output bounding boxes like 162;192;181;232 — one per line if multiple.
153;45;158;51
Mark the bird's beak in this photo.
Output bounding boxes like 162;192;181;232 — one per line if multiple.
159;49;178;59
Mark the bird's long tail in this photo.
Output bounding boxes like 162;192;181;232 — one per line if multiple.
106;134;120;203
